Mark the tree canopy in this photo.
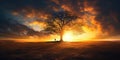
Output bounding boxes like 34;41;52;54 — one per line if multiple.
45;11;78;41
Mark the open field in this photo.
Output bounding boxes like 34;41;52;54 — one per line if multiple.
0;40;120;60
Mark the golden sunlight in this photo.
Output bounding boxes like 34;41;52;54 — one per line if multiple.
63;31;74;42
63;26;97;42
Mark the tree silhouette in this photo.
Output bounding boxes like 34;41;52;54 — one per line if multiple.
45;11;77;42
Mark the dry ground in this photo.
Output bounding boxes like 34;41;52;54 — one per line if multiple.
0;40;120;60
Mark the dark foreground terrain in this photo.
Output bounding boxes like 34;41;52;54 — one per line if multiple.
0;40;120;60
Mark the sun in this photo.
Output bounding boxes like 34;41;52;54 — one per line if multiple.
63;31;74;42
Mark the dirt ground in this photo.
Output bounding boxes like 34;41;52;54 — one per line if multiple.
0;40;120;60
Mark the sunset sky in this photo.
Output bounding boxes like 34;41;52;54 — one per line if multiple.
0;0;120;41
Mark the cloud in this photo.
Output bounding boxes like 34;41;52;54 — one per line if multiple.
0;0;120;39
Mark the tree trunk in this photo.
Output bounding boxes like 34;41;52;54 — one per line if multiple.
60;30;63;42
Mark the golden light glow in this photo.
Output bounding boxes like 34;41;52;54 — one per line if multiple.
63;31;74;42
63;26;97;42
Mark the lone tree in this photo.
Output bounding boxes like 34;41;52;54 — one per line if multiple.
45;11;77;42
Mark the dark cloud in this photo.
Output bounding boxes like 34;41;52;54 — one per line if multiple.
94;0;120;35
